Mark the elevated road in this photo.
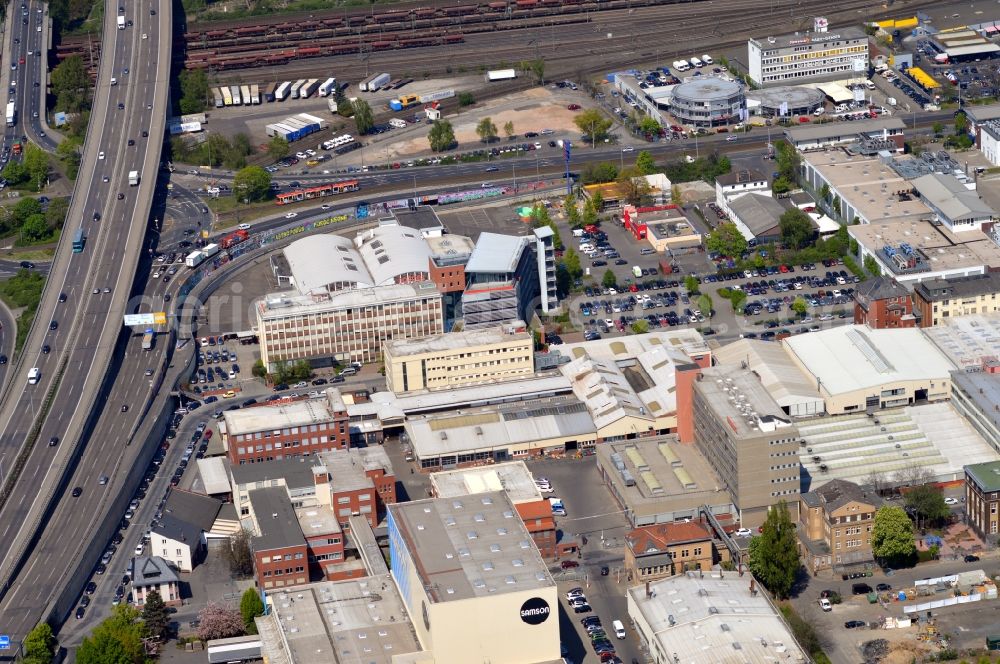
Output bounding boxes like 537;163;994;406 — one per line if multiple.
0;0;170;640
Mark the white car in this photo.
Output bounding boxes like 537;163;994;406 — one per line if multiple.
536;484;554;493
944;497;959;505
284;212;297;219
734;527;753;538
237;223;251;231
621;146;634;152
98;151;105;160
134;542;144;555
321;204;331;210
726;135;738;142
295;152;308;159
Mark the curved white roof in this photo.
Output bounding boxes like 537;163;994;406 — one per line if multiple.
284;235;372;295
354;224;431;286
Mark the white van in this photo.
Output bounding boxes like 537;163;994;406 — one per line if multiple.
813;107;825;116
28;367;40;385
612;620;626;639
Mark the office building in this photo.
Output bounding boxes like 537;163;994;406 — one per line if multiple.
748;18;868;87
911;173;996;234
388;492;561;664
627;571;806;664
462;231;551;329
679;364;800;528
786;117;905;152
853;277;917;329
247;487;310;590
913;273;1000;327
624;521;727;582
668;77;745;128
966;461;1000;539
798;479;882;573
221;389;349;465
383;321;534;394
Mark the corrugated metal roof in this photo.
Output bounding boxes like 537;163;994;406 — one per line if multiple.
284;234;372;294
465;232;531;274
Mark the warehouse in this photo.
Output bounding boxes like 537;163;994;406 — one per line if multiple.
668;77;745;128
713;338;825;417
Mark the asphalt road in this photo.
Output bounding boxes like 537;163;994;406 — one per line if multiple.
0;0;170;639
1;0;56;160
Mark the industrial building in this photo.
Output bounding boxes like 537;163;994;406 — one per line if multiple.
951;371;1000;454
913;273;1000;327
712;338;825;417
747;19;869;87
667;77;745;128
383;321;534;394
911;172;996;234
387;492;561;664
786;117;905;152
627;571;806;664
462;230;554;329
727;192;789;244
678;364;801;528
621;203;700;251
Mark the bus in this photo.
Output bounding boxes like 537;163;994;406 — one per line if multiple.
275;180;360;205
72;228;86;253
141;328;155;351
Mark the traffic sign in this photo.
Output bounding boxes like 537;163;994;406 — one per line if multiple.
0;634;11;649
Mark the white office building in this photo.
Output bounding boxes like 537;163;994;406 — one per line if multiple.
748;18;869;87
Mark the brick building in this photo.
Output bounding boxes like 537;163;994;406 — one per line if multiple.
853;277;916;329
247;487;309;590
313;446;397;529
624;521;725;582
965;461;1000;540
221;389;349;465
798;479;882;573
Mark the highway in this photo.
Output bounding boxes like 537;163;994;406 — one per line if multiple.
0;0;170;640
1;0;55;163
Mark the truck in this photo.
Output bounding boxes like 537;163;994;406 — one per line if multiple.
202;243;220;260
185;243;219;268
116;15;125;29
275;81;291;101
264;82;277;103
290;79;306;99
221;86;233;106
5;102;14;127
300;79;320;98
240;84;251;106
485;69;516;82
319;77;337;97
230;85;242;105
250;84;260;104
689;57;703;68
128;170;139;186
389;94;420;111
213;88;224;108
12;141;21;156
141;328;155;351
367;73;391;91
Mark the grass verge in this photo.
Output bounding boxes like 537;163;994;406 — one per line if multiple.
0;269;45;353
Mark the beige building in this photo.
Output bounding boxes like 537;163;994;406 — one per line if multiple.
965;461;1000;540
383;321;534;394
387;492;560;664
913;273;1000;327
799;479;882;573
256;282;444;369
624;521;728;582
684;364;801;528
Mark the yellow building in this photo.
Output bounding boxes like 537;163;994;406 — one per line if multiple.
798;479;882;573
383;322;534;394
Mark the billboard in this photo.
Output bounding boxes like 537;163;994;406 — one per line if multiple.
124;312;167;326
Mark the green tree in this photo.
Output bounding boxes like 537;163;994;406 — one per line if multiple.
21;214;48;243
56;138;82;180
564;194;580;226
630;319;649;334
12;197;42;225
905;485;950;527
22;622;55;664
76;605;146;664
864;254;882;277
24;144;50;191
50;55;90;113
590;190;604;213
574;109;613;144
178;69;210;114
683;275;699;295
427;120;455;152
224;528;255;577
706;222;747;258
142;588;170;641
252;359;267;378
232;165;271;203
819;183;831;203
774;140;800;183
528;58;545;84
617;168;652;206
240;587;265;635
697;293;713;319
267;135;290;161
746;501;800;599
772;176;792;195
561;247;582;280
955;111;969;135
791;296;808;317
602;269;617;289
871;505;916;565
503;120;515;140
635;150;657;175
458;92;475;106
779;208;814;250
671;184;682;206
582;199;598;227
476;117;498;143
637;117;660;136
581;162;618;184
352;99;375;135
932;121;945;137
1;161;27;186
730;289;747;313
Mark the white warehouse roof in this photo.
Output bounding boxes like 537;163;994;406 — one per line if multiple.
783;325;955;397
354;223;432;286
284;234;372;294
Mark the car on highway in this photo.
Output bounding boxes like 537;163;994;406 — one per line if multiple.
127;139;134;146
117;103;124;110
485;166;499;172
98;151;105;160
238;223;251;230
59;293;67;302
41;345;50;354
117;193;124;200
19;261;34;269
99;475;109;485
621;146;634;152
49;320;57;331
284;212;297;219
726;135;738;142
71;487;82;497
965;554;981;563
0;356;7;365
48;436;58;447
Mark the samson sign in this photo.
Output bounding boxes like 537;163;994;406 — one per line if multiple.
123;312;167;326
519;597;551;625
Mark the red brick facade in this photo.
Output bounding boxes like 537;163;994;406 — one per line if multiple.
255;544;309;590
228;412;350;465
429;260;466;293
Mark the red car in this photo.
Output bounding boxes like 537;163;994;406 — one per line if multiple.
567;104;581;111
561;560;580;569
18;57;25;65
203;430;213;440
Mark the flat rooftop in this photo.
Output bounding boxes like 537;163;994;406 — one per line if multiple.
223;389;346;437
430;461;543;504
383;322;530;358
249;487;306;551
627;571;805;663
230;455;318;491
784;325;955;397
373;373;573;416
388;491;554;603
465;233;529;274
391;205;444;232
713;338;823;414
596;437;732;517
696;364;793;437
296;504;341;537
262;574;420;664
314;446;393;493
257;281;441;318
966;460;1000;493
425;233;475;266
786;116;905;142
922;313;1000;368
850;218;1000;274
803;150;931;223
797;402;998;489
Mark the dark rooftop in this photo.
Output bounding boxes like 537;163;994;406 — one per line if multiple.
716;169;767;187
132;556;180;587
854;277;909;311
913;273;1000;303
249;487;306;552
391;206;444;231
230;456;318;492
806;479;882;514
163;489;223;533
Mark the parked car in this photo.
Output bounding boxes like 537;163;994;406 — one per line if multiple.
844;620;866;629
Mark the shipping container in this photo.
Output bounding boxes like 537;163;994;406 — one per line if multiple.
418;89;455;103
264;82;277;103
290;79;306;98
300;79;320;98
297;113;328;129
318;77;337;97
275;81;291;101
230;85;242;105
486;69;516;82
250;84;260;105
213;88;224;108
240;85;251;106
221;87;233;106
360;73;390;92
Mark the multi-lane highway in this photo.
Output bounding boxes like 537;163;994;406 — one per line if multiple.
0;0;170;639
1;0;55;161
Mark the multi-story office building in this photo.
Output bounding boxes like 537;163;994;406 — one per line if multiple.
748;18;869;87
383;321;534;393
965;460;1000;539
798;479;882;573
221;389;349;465
913;273;1000;327
679;364;800;528
462;231;554;329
